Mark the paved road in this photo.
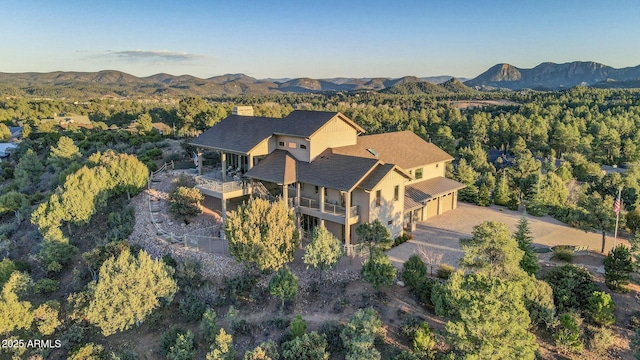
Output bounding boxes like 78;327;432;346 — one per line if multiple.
386;203;627;269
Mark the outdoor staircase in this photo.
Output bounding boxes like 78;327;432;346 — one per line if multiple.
252;181;277;201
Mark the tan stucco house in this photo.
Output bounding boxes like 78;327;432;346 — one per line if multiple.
190;109;465;247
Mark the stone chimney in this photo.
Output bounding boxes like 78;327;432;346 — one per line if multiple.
232;106;254;116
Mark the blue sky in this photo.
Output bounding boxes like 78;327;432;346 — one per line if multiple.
1;0;639;79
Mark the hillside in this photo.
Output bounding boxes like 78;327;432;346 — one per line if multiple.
465;61;640;90
381;77;474;95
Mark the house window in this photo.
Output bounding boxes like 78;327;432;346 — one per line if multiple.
387;220;393;226
375;190;381;207
288;142;296;149
315;186;319;194
300;144;307;150
278;141;285;147
415;168;423;179
394;185;399;201
436;163;439;168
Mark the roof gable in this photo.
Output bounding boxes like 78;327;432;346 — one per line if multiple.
357;163;411;191
332;131;453;169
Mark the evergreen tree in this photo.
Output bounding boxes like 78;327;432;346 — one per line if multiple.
268;267;298;310
86;249;177;336
341;308;382;360
0;272;33;335
303;226;344;278
355;220;393;250
436;272;538;359
136;112;154;133
226;198;299;271
361;249;397;289
459;221;525;279
243;341;279;360
513;216;540;275
14;148;44;191
48;136;80;170
587;291;616;326
577;192;617;253
603;244;633;292
0;191;30;223
206;328;234;360
281;331;330;360
493;172;511;206
0;123;10;141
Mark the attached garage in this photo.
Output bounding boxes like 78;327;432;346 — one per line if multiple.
404;177;466;224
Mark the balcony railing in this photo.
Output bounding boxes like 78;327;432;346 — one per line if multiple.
195;176;245;193
297;196;359;217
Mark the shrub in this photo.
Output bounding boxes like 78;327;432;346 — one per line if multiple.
604;245;633;292
200;308;218;343
269;268;298;310
160;327;188;357
413;322;436;359
436;264;455;279
361;249;397;289
179;293;206;322
629;311;640;330
554;312;584;354
39;240;78;273
33;301;61;336
545;264;598;313
587;291;616;326
167;330;196;360
341;307;382;360
290;315;307;338
401;255;428;290
243;341;279;360
413;279;437;307
552;246;574;262
35;278;58;294
168;186;203;219
281;331;329;360
399;316;422;339
0;258;17;286
69;343;104;360
319;321;344;355
207;328;234;360
587;325;615;355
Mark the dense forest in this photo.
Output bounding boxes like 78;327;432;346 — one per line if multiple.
1;88;640;359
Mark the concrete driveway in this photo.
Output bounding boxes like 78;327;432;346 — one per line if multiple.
386;203;626;269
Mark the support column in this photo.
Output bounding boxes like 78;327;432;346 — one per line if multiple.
453;191;458;209
319;186;325;227
248;154;254;170
296;182;301;207
438;196;443;215
221;152;227;182
197;147;203;175
282;184;289;206
221;197;227;220
344;190;351;247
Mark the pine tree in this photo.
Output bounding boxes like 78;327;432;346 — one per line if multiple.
0;272;33;335
493;172;511;206
268;267;298;311
0;123;10;141
459;221;525;279
206;328;234;360
604;245;633;292
513;216;540;275
136;113;154;133
49;136;80;170
361;249;397;289
226;198;299;271
86;249;177;336
14;148;44;191
303;226;343;279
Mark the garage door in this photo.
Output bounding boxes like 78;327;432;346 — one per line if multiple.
426;198;438;218
441;193;453;213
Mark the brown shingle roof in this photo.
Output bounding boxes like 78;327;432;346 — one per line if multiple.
189;111;365;154
244;150;297;184
298;149;380;191
357;164;411;190
404;177;466;210
332;131;453;169
190;115;277;153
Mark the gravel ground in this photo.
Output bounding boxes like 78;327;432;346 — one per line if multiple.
129;170;361;286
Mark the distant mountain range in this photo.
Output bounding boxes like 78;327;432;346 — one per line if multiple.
465;61;640;90
1;61;639;98
0;71;468;98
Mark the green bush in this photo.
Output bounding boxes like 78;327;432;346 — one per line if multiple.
399;316;422;339
413;322;436;359
179;293;206;322
554;312;584;354
552;246;574;262
243;341;279;360
545;264;598;313
281;331;329;360
160;327;188;357
167;330;195;360
436;264;455;279
39;240;78;273
69;343;104;360
604;245;633;292
290;315;307;338
319;321;344;355
200;308;218;343
587;325;615;355
401;255;428;290
587;291;616;326
168;186;203;219
35;278;58;294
